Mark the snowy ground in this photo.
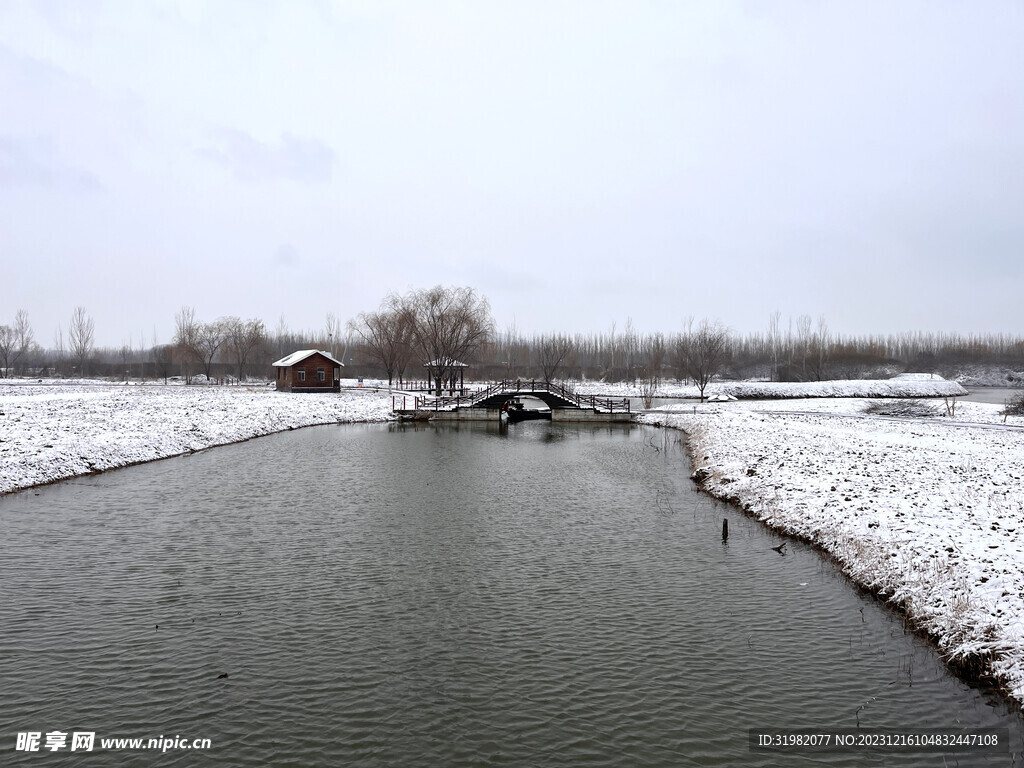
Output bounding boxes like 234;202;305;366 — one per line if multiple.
384;375;968;401
575;375;968;399
0;382;392;495
640;398;1024;708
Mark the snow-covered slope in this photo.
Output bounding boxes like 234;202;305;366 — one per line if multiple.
0;383;392;494
574;377;967;399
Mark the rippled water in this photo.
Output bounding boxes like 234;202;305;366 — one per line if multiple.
963;386;1023;404
2;422;1022;766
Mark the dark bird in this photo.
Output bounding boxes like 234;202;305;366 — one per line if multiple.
217;673;229;679
772;542;787;555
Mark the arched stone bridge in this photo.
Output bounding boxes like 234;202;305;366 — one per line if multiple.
436;380;631;414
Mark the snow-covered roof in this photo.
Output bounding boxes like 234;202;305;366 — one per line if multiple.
272;349;344;367
423;359;468;367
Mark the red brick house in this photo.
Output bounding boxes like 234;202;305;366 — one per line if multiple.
272;350;343;392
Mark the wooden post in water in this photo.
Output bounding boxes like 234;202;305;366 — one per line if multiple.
722;518;728;542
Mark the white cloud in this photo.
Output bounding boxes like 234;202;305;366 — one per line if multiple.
199;129;336;183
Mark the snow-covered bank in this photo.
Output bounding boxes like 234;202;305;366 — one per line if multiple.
640;399;1024;707
575;377;967;399
0;384;393;495
948;366;1024;388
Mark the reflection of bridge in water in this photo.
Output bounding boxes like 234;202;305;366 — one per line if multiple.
393;380;633;422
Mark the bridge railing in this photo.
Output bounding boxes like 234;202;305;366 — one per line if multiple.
394;380;632;414
471;379;578;404
576;394;631;413
471;380;631;413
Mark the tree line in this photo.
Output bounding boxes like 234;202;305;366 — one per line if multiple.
2;295;1023;388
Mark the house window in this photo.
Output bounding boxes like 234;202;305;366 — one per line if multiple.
297;369;305;382
317;367;325;381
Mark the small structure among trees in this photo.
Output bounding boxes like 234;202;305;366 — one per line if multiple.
273;349;343;392
350;285;493;394
424;359;469;394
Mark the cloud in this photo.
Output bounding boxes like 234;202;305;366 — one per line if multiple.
0;135;102;191
199;129;336;183
271;243;300;268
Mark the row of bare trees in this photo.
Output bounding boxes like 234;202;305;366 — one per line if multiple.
171;308;268;383
0;309;33;377
349;286;493;394
2;307;96;377
4;298;1022;388
347;293;736;399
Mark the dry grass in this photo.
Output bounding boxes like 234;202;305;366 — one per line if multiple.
1003;392;1024;417
863;398;941;418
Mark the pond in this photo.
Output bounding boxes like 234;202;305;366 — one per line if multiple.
962;386;1023;405
1;422;1021;766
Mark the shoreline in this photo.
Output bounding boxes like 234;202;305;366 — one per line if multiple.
640;400;1024;710
678;425;1000;685
0;383;394;496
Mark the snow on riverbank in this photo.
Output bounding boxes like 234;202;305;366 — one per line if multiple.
575;377;967;399
947;366;1024;388
0;383;392;495
640;398;1024;707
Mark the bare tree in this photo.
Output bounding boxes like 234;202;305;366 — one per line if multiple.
173;309;227;381
601;320;617;379
225;317;267;380
672;316;693;383
12;309;33;375
622;317;638;383
193;320;228;380
679;319;731;402
639;332;666;408
538;333;574;384
0;325;12;377
174;306;199;384
152;344;174;384
807;314;830;381
404;285;494;395
53;325;67;377
322;312;342;361
768;310;781;382
795;314;812;380
496;321;525;380
119;343;132;381
69;306;95;376
274;315;291;359
349;294;413;387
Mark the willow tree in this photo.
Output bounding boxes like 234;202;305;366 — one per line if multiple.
224;317;267;380
173;307;227;381
404;286;493;395
349;295;414;387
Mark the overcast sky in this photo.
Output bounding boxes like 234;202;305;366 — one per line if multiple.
3;0;1023;349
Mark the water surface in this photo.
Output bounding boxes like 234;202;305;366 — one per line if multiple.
1;422;1021;766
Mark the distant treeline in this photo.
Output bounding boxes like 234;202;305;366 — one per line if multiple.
2;302;1022;384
